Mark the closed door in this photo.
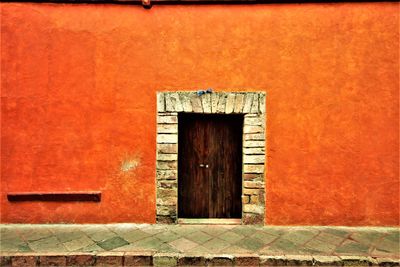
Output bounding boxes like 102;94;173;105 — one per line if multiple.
178;113;243;218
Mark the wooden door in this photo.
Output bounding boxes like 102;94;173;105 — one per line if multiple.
178;113;243;218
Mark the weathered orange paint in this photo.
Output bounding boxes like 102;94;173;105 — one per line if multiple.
1;2;398;225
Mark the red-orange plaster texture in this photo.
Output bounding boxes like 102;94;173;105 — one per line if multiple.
0;3;398;225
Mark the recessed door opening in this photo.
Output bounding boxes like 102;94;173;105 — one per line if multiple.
178;113;243;219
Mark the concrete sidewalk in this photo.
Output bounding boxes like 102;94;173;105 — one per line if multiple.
0;224;399;266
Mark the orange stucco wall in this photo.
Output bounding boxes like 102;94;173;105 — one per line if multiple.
1;2;398;225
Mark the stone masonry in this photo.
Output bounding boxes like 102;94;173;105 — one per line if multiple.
156;91;266;224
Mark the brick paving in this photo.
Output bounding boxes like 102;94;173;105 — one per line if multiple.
0;224;399;266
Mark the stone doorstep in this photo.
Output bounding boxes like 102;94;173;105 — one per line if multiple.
0;252;399;266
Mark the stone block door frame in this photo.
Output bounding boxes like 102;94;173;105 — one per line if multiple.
156;91;266;225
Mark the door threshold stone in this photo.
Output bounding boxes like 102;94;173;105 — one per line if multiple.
177;218;242;225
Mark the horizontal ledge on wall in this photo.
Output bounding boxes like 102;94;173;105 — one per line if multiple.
7;191;101;202
1;0;395;5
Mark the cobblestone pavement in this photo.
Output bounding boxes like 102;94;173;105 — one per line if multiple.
0;224;399;266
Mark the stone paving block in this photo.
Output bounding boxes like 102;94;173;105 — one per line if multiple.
63;235;94;251
258;227;285;237
171;225;199;236
39;254;67;266
335;240;371;256
81;243;105;253
78;226;109;237
235;237;265;252
376;257;400;267
375;238;400;255
249;231;277;245
208;255;234;266
86;229;117;243
11;255;37;267
285;254;314;266
201;226;230;237
153;252;179;266
66;253;95;266
16;243;32;253
124;251;153;266
19;228;53;242
312;255;342;266
371;248;400;259
186;245;212;254
128;236;162;251
28;236;67;252
265;238;299;253
177;255;207;266
305;236;337;254
350;231;385;246
202;238;231;253
95;252;124;266
1;239;32;253
221;245;252;254
340;255;377;266
55;231;87;243
218;231;244;243
0;228;18;242
155;231;181;243
231;226;258;237
140;225;167;235
385;231;400;244
234;254;259;266
158;243;180;253
2;225;400;267
0;255;11;267
0;238;27;252
280;230;319;245
321;228;350;238
259;255;288;266
97;236;129;251
169;238;199;252
185;231;213;244
315;232;345;246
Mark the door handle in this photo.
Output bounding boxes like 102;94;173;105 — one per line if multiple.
199;164;209;168
199;164;204;168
